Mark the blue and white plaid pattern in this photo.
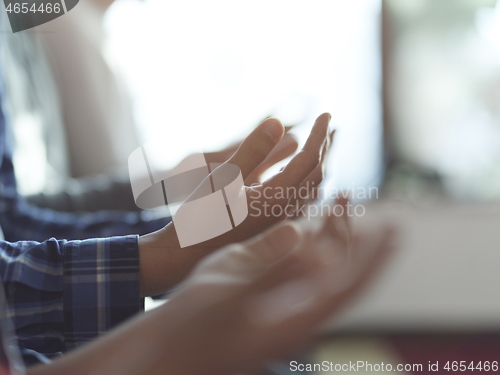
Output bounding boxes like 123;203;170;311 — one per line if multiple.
0;63;166;365
1;235;142;363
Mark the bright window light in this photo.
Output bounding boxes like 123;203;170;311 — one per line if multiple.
104;0;382;197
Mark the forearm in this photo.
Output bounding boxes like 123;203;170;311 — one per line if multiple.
26;302;203;375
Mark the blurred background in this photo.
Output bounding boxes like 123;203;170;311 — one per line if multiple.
102;0;382;195
383;0;500;202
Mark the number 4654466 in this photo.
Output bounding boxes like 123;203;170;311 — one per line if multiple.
5;2;61;13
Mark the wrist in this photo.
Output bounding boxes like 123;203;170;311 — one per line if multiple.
138;223;209;296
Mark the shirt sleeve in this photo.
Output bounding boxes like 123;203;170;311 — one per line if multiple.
0;235;143;364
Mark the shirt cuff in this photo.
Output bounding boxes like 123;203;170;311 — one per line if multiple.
62;235;143;350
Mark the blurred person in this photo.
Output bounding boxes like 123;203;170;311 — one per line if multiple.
3;1;140;212
34;0;141;180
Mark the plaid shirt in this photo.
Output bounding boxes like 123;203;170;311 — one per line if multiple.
0;66;168;366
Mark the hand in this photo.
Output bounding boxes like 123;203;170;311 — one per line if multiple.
195;113;334;244
31;200;395;375
140;113;335;295
151;199;394;375
187;126;298;186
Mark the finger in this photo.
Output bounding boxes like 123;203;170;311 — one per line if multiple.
331;227;396;302
296;136;329;191
245;133;299;185
204;145;239;164
246;231;321;297
280;129;336;216
204;126;294;166
259;133;299;172
245;221;303;265
267;113;330;191
244;230;335;328
324;197;351;247
228;118;284;179
243;256;313;330
298;129;336;191
302;227;396;323
259;114;292;132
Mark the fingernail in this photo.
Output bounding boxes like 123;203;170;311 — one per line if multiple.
260;119;283;142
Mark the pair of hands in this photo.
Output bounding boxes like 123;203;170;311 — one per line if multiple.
29;114;395;375
32;198;394;375
139;113;335;296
